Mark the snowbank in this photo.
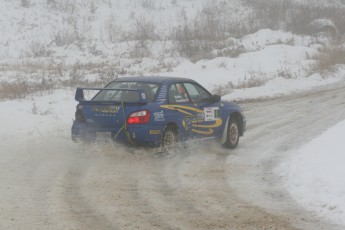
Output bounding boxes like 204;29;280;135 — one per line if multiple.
0;89;76;145
281;120;345;226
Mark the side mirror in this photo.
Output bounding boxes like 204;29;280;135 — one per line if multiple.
212;94;221;103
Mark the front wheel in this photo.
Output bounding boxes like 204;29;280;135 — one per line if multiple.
223;118;239;149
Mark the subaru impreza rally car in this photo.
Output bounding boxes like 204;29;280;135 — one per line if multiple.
71;76;246;149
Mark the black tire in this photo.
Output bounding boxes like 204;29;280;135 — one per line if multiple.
223;118;239;149
161;127;178;152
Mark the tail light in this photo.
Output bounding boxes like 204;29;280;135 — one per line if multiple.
127;110;150;124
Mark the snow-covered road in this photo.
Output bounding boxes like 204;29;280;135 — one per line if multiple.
1;81;345;229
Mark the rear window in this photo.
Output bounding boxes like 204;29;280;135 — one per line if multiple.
93;81;159;103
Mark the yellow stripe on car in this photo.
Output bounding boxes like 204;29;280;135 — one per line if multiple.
161;105;222;135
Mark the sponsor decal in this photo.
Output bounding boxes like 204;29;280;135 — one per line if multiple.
141;93;146;99
183;116;200;124
197;112;205;120
154;110;165;121
174;95;189;103
92;105;120;113
157;85;168;104
149;130;161;135
182;116;197;131
120;82;136;86
94;113;116;117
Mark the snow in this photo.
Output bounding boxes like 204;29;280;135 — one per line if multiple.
161;40;344;100
2;82;345;228
280;120;345;226
1;0;345;228
0;0;206;60
0;89;75;144
223;72;342;100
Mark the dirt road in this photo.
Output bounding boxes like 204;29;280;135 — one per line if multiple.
1;81;345;229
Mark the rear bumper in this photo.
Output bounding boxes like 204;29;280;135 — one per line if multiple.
71;121;163;147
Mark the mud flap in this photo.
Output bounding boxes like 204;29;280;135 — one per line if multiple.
220;116;230;145
125;130;135;145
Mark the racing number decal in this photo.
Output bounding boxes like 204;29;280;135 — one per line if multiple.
204;107;220;121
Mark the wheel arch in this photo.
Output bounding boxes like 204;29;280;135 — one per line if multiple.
164;122;179;134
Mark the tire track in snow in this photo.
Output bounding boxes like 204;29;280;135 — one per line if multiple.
2;81;345;229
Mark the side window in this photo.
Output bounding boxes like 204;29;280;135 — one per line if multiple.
183;83;211;103
168;83;190;104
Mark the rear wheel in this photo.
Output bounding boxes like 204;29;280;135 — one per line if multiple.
161;127;178;152
224;118;239;149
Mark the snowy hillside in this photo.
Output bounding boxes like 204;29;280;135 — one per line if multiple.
0;0;250;61
1;0;345;98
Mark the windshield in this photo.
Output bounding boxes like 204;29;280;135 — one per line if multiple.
93;81;159;103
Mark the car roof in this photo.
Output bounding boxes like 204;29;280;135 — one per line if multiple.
114;76;195;84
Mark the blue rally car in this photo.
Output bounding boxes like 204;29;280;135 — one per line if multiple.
71;76;246;149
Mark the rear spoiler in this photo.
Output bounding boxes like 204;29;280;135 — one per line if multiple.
75;87;149;104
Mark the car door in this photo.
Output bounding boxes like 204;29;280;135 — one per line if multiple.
162;82;200;139
183;82;223;137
